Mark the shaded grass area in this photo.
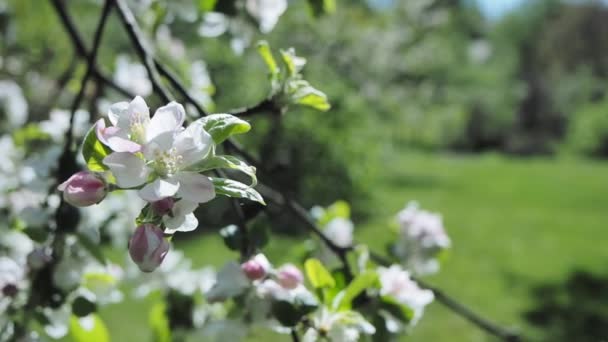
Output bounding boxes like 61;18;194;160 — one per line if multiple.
99;153;608;341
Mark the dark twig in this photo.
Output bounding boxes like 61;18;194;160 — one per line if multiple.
49;0;133;99
368;251;522;341
228;98;278;117
290;329;300;342
115;0;172;103
63;0;114;152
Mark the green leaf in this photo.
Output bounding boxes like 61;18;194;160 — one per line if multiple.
149;302;171;342
198;0;218;11
69;314;110;342
271;294;318;327
336;271;378;310
280;49;307;77
317;200;351;226
211;177;265;205
72;296;97;317
75;232;106;265
81;124;112;172
257;40;280;77
304;258;336;289
198;114;251;144
190;155;257;186
379;296;415;323
291;85;331;111
219;224;245;251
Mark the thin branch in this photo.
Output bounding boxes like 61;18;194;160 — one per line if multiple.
368;251;521;341
228;98;278;117
49;0;133;99
290;329;300;342
114;0;172;103
64;0;114;150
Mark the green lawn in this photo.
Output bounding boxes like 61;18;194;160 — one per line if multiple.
99;153;608;341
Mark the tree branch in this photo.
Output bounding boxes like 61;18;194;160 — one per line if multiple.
49;0;134;99
368;251;521;341
114;0;172;103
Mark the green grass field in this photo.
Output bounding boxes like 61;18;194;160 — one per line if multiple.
99;153;608;341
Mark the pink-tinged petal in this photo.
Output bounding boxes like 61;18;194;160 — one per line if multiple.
96;119;141;153
103;152;149;188
146;102;185;143
108;101;129;126
129;224;169;272
58;171;107;207
173;120;213;167
174;172;215;203
138;178;179;202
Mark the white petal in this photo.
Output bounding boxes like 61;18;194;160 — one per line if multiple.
141;131;176;160
138;178;179;202
163;199;198;231
173;119;213;167
164;213;198;234
146;102;185;143
108;101;128;127
103;152;149;188
116;96;150;133
174;172;215;203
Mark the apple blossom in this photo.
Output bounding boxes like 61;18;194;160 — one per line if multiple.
245;0;287;33
324;217;354;248
101;97;216;209
241;254;271;280
57;171;107;207
128;224;170;272
378;265;434;326
394;202;451;275
302;308;376;342
277;263;303;289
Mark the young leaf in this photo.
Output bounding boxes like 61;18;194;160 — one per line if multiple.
149;302;171;342
280;49;307;77
304;258;336;289
81;125;112;172
198;114;251;144
211;177;265;204
257;40;280;77
336;271;378;310
191;155;257;186
290;82;331;111
69;314;110;342
379;296;415;323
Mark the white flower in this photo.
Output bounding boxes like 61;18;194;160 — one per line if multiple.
377;265;434;326
324;217;354;248
395;202;450;275
114;55;152;97
303;308;375;342
245;0;287;33
101;97;215;213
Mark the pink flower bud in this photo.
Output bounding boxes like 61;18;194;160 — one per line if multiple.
241;259;266;280
151;197;175;216
128;224;170;272
57;171;107;207
277;264;303;289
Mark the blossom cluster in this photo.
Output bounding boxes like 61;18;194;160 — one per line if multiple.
58;96;261;273
392;201;452;275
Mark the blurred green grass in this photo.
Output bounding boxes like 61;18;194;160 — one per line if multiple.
99;153;608;341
